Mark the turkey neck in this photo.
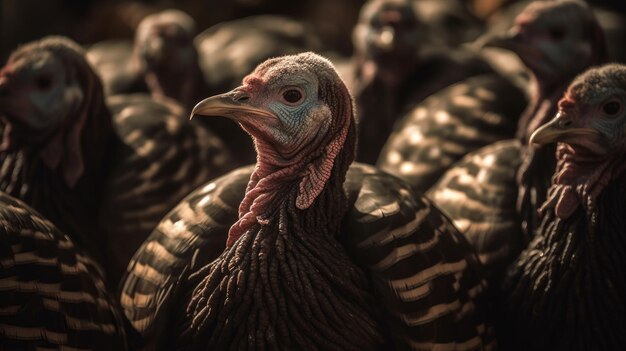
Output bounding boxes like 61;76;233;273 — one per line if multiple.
516;76;572;238
181;136;384;350
0;105;113;261
506;172;626;351
517;75;569;143
144;56;206;110
354;58;416;164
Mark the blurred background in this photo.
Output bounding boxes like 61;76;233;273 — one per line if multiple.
2;0;625;63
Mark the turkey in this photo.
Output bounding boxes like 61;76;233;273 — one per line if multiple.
89;12;322;165
87;10;205;110
427;0;608;279
349;0;496;164
486;0;607;237
121;52;494;350
0;36;235;285
0;192;135;350
502;63;626;351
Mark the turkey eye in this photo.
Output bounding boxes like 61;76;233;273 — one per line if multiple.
283;89;303;104
36;75;52;91
602;101;621;116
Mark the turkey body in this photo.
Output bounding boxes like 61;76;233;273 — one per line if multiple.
428;139;524;279
118;51;494;350
0;192;133;350
121;163;494;350
377;73;526;191
503;172;626;350
426;0;609;279
100;93;236;284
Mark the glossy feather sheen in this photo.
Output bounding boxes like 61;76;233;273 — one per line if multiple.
0;192;131;350
428;140;525;279
196;15;322;94
121;163;494;350
378;74;526;192
355;50;496;165
100;94;236;284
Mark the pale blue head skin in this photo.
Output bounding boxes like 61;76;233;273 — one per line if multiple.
192;52;338;162
0;46;83;133
531;64;626;155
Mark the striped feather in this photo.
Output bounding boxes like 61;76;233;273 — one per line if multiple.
99;94;238;285
0;192;132;350
378;74;526;192
121;163;494;350
428;140;525;280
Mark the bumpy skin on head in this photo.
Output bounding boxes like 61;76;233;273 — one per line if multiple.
504;64;626;351
192;52;355;245
0;36;113;256
532;64;626;219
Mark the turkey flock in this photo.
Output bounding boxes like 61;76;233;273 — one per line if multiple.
0;0;625;350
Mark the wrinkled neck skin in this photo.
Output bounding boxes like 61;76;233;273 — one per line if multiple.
541;144;626;221
227;137;348;247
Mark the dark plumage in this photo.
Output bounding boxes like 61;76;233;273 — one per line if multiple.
350;0;495;164
90;12;324;165
196;15;323;94
377;74;526;191
0;192;133;350
485;0;608;237
428;140;524;279
121;52;494;350
503;63;626;351
429;0;609;279
0;36;235;285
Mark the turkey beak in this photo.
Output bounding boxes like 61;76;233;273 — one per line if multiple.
190;90;276;122
530;112;599;145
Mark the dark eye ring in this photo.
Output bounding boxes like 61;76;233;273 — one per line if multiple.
283;89;303;104
36;75;52;91
602;101;622;116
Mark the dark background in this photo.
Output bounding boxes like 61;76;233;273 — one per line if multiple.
2;0;625;62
